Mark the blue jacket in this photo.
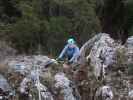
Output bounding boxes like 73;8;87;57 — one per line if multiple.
58;44;80;63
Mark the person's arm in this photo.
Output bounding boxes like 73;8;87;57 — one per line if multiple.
69;46;80;63
58;45;68;59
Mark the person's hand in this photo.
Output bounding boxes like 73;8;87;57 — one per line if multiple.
55;58;59;61
68;60;73;64
56;58;63;61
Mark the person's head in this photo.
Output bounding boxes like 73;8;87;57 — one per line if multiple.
67;38;76;48
67;38;75;44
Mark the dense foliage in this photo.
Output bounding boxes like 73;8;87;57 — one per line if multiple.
0;0;132;54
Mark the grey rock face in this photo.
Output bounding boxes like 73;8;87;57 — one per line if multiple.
0;74;13;100
54;72;77;100
125;36;133;63
85;33;116;78
0;74;11;92
6;55;56;76
3;55;57;100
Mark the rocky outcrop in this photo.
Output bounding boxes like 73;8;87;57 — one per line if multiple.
79;33;133;100
54;72;80;100
0;55;81;100
80;33;116;79
0;33;132;100
0;55;58;100
125;36;133;63
0;74;13;99
5;55;56;75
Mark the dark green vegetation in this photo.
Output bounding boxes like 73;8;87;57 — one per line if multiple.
0;0;133;54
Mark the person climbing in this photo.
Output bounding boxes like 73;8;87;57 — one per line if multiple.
57;38;80;64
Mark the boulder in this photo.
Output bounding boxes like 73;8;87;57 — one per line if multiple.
82;33;116;78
